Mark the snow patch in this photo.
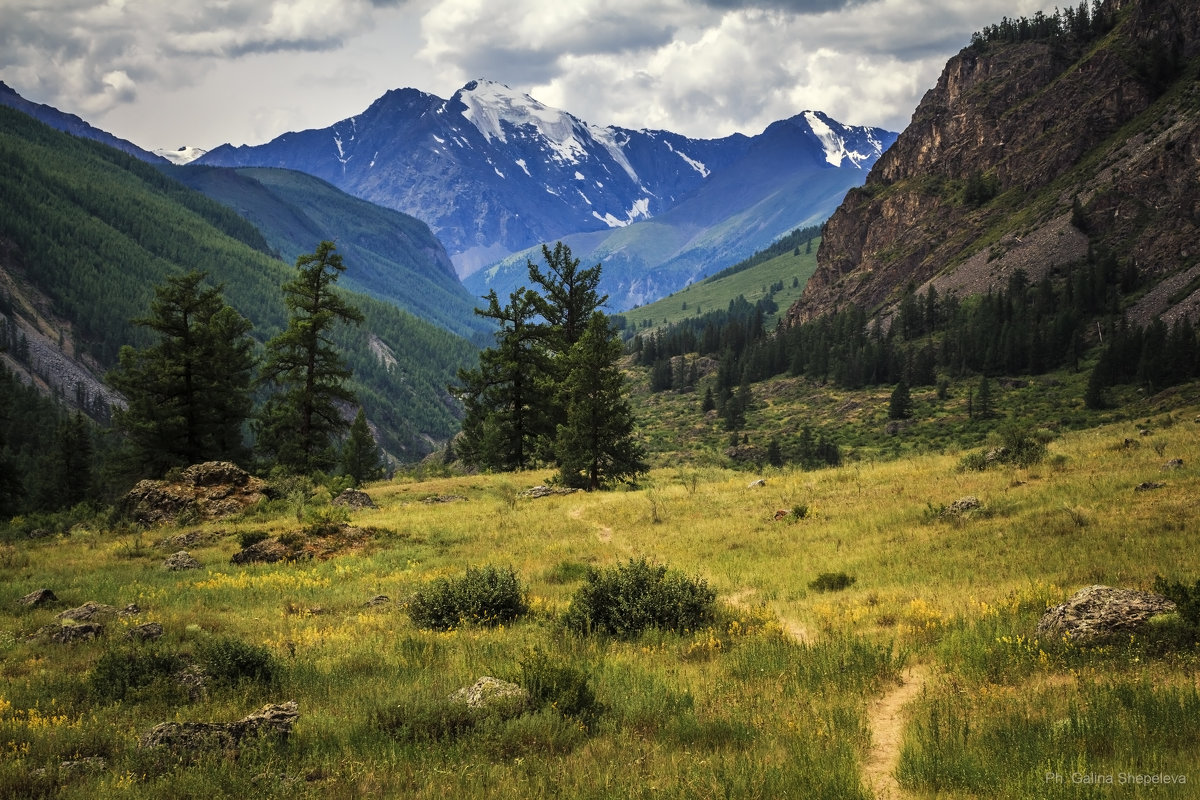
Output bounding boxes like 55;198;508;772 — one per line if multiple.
574;171;585;180
665;141;709;177
593;196;652;228
457;79;587;164
495;166;505;179
803;111;846;167
589;125;639;182
153;145;207;165
515;158;531;176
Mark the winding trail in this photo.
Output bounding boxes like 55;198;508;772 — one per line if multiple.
569;505;612;543
863;664;928;800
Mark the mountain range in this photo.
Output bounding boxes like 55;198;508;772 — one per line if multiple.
197;79;896;308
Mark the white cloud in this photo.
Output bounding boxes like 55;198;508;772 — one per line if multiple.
0;0;1055;149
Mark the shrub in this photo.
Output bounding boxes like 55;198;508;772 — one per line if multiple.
563;557;716;637
518;648;600;726
373;696;478;743
196;636;276;685
1152;575;1200;628
238;530;269;549
89;646;184;703
809;572;856;593
409;565;528;630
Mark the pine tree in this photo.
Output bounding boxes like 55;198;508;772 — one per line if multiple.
342;408;384;486
556;313;647;490
454;287;550;470
888;380;913;420
258;241;365;474
109;271;255;478
976;375;995;420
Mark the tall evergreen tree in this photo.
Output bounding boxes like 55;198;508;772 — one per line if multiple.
341;408;384;486
555;313;647;490
888;380;913;420
454;287;550;470
258;241;364;474
108;271;255;477
527;242;607;352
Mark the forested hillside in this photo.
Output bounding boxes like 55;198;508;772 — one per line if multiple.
0;106;478;487
168;166;489;341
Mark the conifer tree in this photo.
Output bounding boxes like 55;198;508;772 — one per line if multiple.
888;380;913;420
342;408;384;485
109;271;255;477
258;241;364;474
555;313;647;490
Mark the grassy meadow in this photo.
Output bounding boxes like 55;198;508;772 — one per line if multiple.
2;406;1200;798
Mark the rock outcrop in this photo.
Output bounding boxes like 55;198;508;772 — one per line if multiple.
332;489;377;510
1037;585;1177;641
121;461;267;526
448;677;530;718
164;551;201;571
139;701;299;753
788;0;1200;326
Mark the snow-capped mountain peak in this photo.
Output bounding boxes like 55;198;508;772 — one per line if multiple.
153;145;208;165
455;79;587;163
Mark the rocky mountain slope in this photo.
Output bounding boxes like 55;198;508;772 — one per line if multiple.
787;0;1200;326
197;80;894;305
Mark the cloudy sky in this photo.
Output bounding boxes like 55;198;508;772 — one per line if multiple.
1;0;1045;152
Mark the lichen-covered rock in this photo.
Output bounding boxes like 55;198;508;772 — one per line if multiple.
139;701;299;752
521;485;580;499
19;588;57;607
121;461;267;526
126;622;164;642
57;601;119;622
1036;585;1177;642
164;551;202;571
43;622;104;643
230;538;291;566
333;489;377;510
939;496;982;517
448;677;530;717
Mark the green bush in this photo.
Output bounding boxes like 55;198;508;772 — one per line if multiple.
959;425;1049;471
809;572;856;592
238;530;269;549
409;565;528;630
89;645;184;703
563;557;716;637
1152;575;1200;632
196;636;276;685
518;648;600;726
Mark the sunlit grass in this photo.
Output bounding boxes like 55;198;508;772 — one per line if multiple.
1;406;1199;797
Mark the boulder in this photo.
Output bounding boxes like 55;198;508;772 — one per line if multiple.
939;496;982;517
448;676;530;717
121;461;267;526
230;538;291;566
747;479;767;488
164;551;201;571
43;622;104;643
139;701;299;752
421;494;467;504
57;601;120;622
1036;585;1177;642
521;485;579;499
332;489;377;510
19;588;57;607
1134;481;1164;492
1163;458;1184;471
364;595;391;607
126;622;164;642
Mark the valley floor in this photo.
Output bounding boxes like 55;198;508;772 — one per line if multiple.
3;406;1200;798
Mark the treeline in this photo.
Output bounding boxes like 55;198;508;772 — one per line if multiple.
1087;317;1200;408
970;1;1117;48
635;243;1197;415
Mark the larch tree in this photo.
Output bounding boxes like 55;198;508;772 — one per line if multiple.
555;312;647;490
258;241;364;474
342;408;384;485
109;270;255;477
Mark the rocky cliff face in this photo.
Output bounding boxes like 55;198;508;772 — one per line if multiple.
788;0;1200;325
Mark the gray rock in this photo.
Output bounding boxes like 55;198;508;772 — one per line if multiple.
139;701;299;752
1036;585;1177;642
1163;458;1184;471
448;676;530;717
19;588;57;607
940;496;981;517
364;595;391;607
521;485;579;498
126;622;164;642
231;538;290;565
747;479;767;488
57;601;118;622
164;550;201;571
1134;481;1164;492
44;622;104;643
333;489;377;509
